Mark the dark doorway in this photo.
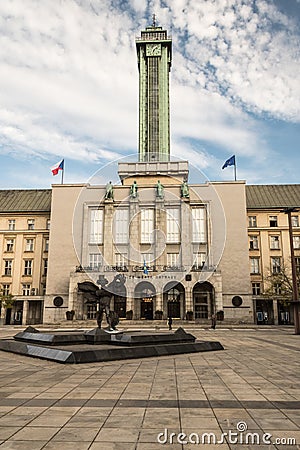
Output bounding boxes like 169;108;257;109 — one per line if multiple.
5;308;12;325
256;299;274;325
114;295;126;318
163;282;185;319
193;282;214;320
141;298;153;320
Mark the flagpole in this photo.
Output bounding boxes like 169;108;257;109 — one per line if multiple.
61;166;64;184
234;160;237;181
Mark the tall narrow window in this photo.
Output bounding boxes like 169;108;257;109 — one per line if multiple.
25;239;34;252
193;252;206;269
271;257;281;274
292;216;299;227
249;235;259;250
167;253;180;267
192;208;206;243
4;260;12;276
115;253;127;267
8;220;15;231
141;209;154;243
252;282;261;295
22;284;31;296
250;257;260;274
1;284;10;296
293;235;300;249
6;239;14;252
43;259;48;276
114;209;129;244
90;209;103;244
24;260;33;276
166;208;180;243
269;216;278;227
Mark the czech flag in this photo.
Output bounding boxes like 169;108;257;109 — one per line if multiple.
51;159;64;176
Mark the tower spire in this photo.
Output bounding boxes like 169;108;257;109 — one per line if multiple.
152;13;156;27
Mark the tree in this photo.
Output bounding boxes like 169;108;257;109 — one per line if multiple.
0;289;15;323
263;260;300;305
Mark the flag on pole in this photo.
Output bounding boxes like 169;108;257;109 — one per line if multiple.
51;159;64;176
222;155;235;169
143;260;148;275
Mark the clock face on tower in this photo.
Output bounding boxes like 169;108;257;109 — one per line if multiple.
146;43;161;57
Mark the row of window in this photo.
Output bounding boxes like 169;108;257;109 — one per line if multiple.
3;238;49;253
7;219;50;231
249;235;300;250
2;259;48;277
250;256;300;274
90;207;207;245
252;282;283;296
88;252;207;268
248;215;299;228
1;283;44;296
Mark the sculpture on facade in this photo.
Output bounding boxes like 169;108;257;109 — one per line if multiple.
180;180;189;198
130;180;138;198
156;180;164;199
105;181;114;200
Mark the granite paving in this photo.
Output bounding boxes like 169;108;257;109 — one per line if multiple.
0;326;299;449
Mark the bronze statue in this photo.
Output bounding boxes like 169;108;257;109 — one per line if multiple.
156;180;164;199
130;180;138;198
105;181;114;200
181;180;189;198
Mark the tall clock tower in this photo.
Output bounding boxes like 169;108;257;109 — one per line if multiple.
136;20;172;162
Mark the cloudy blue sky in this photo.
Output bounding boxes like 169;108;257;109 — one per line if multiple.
0;0;299;188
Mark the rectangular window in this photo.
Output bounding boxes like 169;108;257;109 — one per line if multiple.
248;216;257;227
4;260;12;276
249;235;259;250
114;209;129;244
295;257;300;273
274;283;282;295
252;282;261;295
6;239;14;252
293;235;300;249
8;219;15;230
24;260;33;276
90;209;103;244
47;219;51;230
141;253;153;265
1;284;10;296
27;219;35;230
141;209;154;243
292;216;299;227
22;284;31;296
89;253;103;269
250;257;260;274
192;208;206;243
193;252;206;269
43;259;48;276
45;239;49;252
115;253;127;267
271;257;281;274
269;216;278;227
25;239;34;252
167;253;180;267
270;235;280;249
166;208;180;243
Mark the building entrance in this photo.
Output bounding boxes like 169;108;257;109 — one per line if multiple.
141;298;153;320
134;281;156;320
193;282;214;320
114;295;126;318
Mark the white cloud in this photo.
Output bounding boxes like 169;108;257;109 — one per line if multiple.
0;0;298;187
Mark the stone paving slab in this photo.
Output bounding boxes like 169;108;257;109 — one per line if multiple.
0;327;299;449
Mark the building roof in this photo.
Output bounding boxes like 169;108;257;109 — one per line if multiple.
0;189;51;213
246;184;300;209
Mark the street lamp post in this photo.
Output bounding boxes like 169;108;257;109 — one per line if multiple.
284;208;300;335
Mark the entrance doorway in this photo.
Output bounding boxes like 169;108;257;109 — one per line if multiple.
114;295;126;318
255;299;274;325
193;282;214;320
134;281;156;320
163;281;185;319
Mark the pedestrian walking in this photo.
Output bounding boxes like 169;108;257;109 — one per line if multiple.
211;314;216;329
168;316;173;330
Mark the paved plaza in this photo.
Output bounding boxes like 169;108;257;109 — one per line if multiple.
0;326;299;449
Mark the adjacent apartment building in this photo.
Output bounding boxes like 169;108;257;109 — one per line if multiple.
0;190;51;325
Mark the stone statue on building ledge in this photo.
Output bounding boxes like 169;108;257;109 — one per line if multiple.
156;180;164;199
130;180;138;198
105;181;114;200
180;180;189;198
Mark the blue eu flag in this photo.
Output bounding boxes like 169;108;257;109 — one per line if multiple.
143;260;148;275
222;155;235;169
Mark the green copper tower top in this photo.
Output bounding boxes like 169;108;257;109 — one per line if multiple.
136;17;172;162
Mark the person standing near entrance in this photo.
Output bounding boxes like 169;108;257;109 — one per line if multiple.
211;314;216;329
168;316;173;330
